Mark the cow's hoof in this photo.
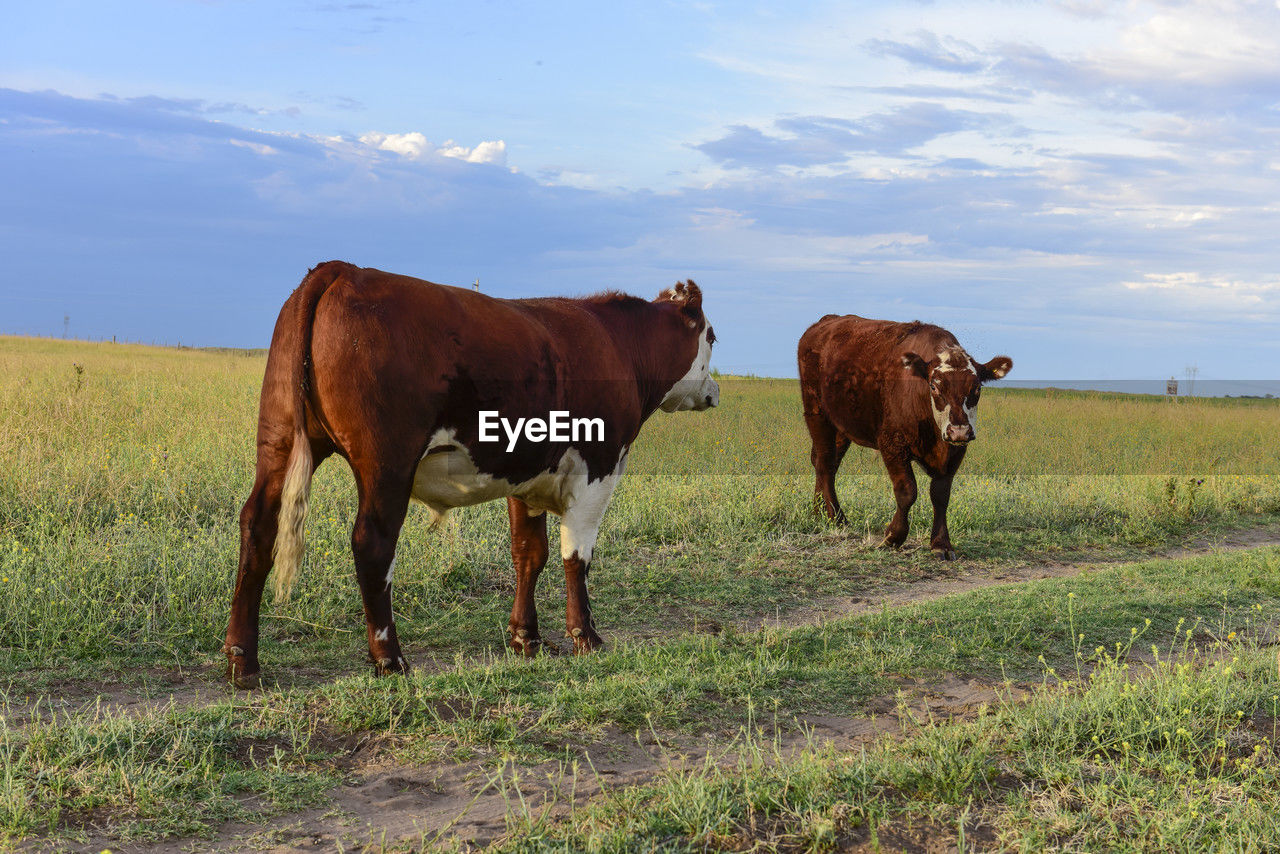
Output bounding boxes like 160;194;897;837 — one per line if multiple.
234;671;261;690
566;626;604;654
229;669;261;690
932;548;958;561
509;628;544;658
225;646;261;689
372;656;411;677
877;537;905;550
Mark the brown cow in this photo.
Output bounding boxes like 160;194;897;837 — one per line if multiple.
797;315;1011;559
224;261;718;687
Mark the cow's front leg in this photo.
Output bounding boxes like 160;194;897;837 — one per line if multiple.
563;551;602;653
559;459;625;654
351;476;412;676
879;455;917;549
506;497;549;657
928;475;957;560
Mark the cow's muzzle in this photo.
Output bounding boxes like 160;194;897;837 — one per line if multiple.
944;423;975;445
662;377;719;412
695;378;720;410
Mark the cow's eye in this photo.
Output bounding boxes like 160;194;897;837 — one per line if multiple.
929;381;938;392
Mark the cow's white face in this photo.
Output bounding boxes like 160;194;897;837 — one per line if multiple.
903;347;1012;446
929;348;981;445
659;324;719;412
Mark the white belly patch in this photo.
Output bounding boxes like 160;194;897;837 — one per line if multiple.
410;429;609;521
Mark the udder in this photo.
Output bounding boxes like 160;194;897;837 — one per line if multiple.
411;448;513;515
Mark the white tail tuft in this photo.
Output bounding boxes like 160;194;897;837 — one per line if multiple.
272;436;313;601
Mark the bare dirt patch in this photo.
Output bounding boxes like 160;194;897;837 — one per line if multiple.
840;811;1000;854
4;664;225;729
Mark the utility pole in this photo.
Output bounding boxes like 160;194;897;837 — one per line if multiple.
1184;364;1198;398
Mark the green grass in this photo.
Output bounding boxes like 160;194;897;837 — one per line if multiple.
0;698;335;844
2;336;1278;677
2;335;1280;849
227;547;1280;764
4;547;1279;848
490;636;1280;852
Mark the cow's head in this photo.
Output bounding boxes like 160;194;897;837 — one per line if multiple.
656;280;720;412
902;346;1012;445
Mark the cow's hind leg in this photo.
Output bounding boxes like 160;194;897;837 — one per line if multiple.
507;497;549;656
804;409;850;524
559;468;623;654
928;475;957;560
879;455;917;549
225;467;284;689
351;470;413;675
225;439;328;688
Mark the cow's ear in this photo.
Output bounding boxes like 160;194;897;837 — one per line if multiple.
659;279;703;317
902;352;929;379
977;355;1012;382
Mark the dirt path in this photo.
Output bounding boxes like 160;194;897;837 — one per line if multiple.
255;675;1026;853
753;524;1280;634
41;527;1280;852
62;669;1021;854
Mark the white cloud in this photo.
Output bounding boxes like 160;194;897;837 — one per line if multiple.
439;138;507;165
1123;272;1280;292
228;138;278;156
1106;1;1280;84
359;130;430;158
1124;272;1225;290
547;204;932;275
1121;272;1280;313
358;131;507;166
1053;0;1115;19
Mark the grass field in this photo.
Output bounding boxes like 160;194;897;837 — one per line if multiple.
2;334;1280;851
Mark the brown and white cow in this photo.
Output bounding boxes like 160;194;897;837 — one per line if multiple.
224;261;718;687
797;315;1011;559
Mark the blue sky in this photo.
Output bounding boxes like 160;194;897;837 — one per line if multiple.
3;0;1279;382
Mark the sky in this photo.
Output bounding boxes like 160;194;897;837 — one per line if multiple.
3;0;1279;384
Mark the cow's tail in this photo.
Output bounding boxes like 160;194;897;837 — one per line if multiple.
272;262;341;602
